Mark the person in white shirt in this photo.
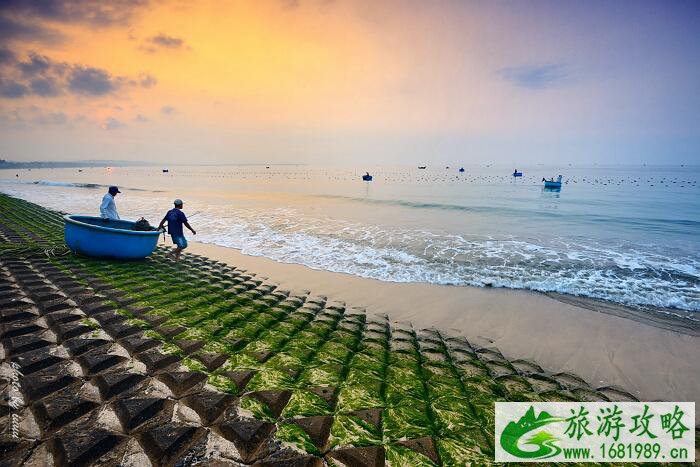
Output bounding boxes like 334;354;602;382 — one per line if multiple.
100;186;121;220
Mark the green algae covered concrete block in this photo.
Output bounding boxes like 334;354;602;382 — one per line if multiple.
280;389;334;418
327;413;383;449
385;444;440;467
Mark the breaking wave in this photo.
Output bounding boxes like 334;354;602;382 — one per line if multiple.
28;180;162;192
195;208;700;312
33;180;101;188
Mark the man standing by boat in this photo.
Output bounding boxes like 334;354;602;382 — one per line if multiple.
100;186;120;220
158;199;196;261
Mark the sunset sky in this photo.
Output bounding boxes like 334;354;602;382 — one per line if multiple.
1;0;698;165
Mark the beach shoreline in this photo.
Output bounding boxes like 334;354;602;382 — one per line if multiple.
187;239;700;413
1;192;697;466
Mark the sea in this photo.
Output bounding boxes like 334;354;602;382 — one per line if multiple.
1;164;698;313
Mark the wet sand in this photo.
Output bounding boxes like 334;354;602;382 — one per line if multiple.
187;240;700;414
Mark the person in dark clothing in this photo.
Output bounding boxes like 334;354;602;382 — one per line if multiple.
158;199;196;261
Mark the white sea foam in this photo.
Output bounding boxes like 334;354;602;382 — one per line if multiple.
34;180;100;188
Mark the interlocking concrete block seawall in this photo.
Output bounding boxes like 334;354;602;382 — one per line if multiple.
0;193;677;466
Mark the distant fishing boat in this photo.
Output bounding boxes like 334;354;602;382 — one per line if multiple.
418;166;426;169
543;175;563;188
162;168;169;173
362;172;373;181
459;167;465;172
513;169;523;177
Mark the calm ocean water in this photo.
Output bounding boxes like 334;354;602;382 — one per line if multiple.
1;165;698;312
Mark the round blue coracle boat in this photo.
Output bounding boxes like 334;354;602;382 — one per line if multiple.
64;215;160;260
543;175;563;189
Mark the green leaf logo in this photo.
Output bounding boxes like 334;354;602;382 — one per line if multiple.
500;406;565;459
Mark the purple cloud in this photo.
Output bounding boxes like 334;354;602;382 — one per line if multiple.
0;0;149;27
499;63;568;90
0;52;157;99
102;117;126;130
0;79;29;98
149;34;184;49
68;66;118;95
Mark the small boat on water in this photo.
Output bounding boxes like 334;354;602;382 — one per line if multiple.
459;167;465;173
543;175;563;189
418;166;426;169
162;168;169;173
362;172;373;181
513;169;523;177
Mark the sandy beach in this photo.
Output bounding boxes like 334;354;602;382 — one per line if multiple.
188;240;700;415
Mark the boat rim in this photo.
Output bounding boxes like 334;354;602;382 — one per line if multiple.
63;214;160;236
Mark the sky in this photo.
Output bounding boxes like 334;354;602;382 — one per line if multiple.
0;0;699;165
